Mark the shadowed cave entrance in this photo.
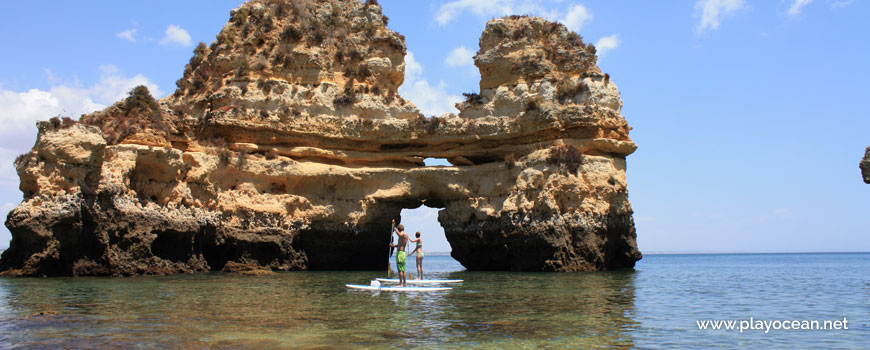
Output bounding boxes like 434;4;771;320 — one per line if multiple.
294;197;461;271
389;205;460;275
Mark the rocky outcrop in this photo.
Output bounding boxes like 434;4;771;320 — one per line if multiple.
861;147;870;184
0;0;641;276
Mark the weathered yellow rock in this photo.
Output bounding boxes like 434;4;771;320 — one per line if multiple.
0;0;640;276
35;123;106;166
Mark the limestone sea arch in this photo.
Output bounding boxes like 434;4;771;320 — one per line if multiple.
0;0;641;276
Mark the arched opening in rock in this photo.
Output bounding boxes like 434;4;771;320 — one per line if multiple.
422;158;451;167
395;204;461;275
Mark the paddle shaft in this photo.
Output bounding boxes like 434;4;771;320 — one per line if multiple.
388;221;396;277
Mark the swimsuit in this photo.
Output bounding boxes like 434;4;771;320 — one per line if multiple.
416;242;423;258
396;251;406;272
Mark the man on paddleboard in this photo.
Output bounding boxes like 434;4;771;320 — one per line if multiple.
389;221;410;287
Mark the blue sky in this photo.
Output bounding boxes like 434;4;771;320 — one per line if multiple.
0;0;867;254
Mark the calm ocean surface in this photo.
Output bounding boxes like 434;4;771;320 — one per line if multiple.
0;253;867;349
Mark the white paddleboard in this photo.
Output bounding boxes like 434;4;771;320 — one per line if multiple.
375;278;463;284
346;284;451;292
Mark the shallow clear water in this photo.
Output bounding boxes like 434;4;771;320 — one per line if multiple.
0;253;867;349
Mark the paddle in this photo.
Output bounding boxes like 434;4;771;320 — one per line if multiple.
388;219;396;277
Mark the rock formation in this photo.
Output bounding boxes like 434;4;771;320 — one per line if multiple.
0;0;641;276
861;147;870;184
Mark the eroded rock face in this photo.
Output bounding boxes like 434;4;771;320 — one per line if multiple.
861;147;870;184
0;0;641;276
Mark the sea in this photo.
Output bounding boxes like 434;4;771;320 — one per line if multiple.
0;253;867;349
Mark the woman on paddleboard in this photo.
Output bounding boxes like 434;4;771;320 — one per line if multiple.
409;232;424;280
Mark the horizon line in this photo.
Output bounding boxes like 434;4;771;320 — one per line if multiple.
420;250;870;256
641;250;869;255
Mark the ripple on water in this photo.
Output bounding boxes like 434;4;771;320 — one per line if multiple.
0;254;867;348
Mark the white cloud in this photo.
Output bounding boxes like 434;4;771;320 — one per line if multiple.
43;69;61;85
0;202;15;213
405;52;423;78
403;79;463;117
831;0;854;8
399;52;463;117
787;0;814;15
594;34;620;57
445;46;475;67
160;24;192;47
0;68;161;156
694;0;747;33
436;0;513;26
516;2;560;19
635;216;657;223
562;4;592;33
0;88;98;138
434;1;596;39
90;65;162;103
435;0;563;28
116;28;137;42
100;64;119;73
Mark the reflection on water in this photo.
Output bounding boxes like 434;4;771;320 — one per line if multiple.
1;253;868;348
0;256;637;349
438;271;637;348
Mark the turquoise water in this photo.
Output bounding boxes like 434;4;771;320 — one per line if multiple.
0;253;867;348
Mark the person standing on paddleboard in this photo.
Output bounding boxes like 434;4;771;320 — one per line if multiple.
389;221;410;287
409;232;424;280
